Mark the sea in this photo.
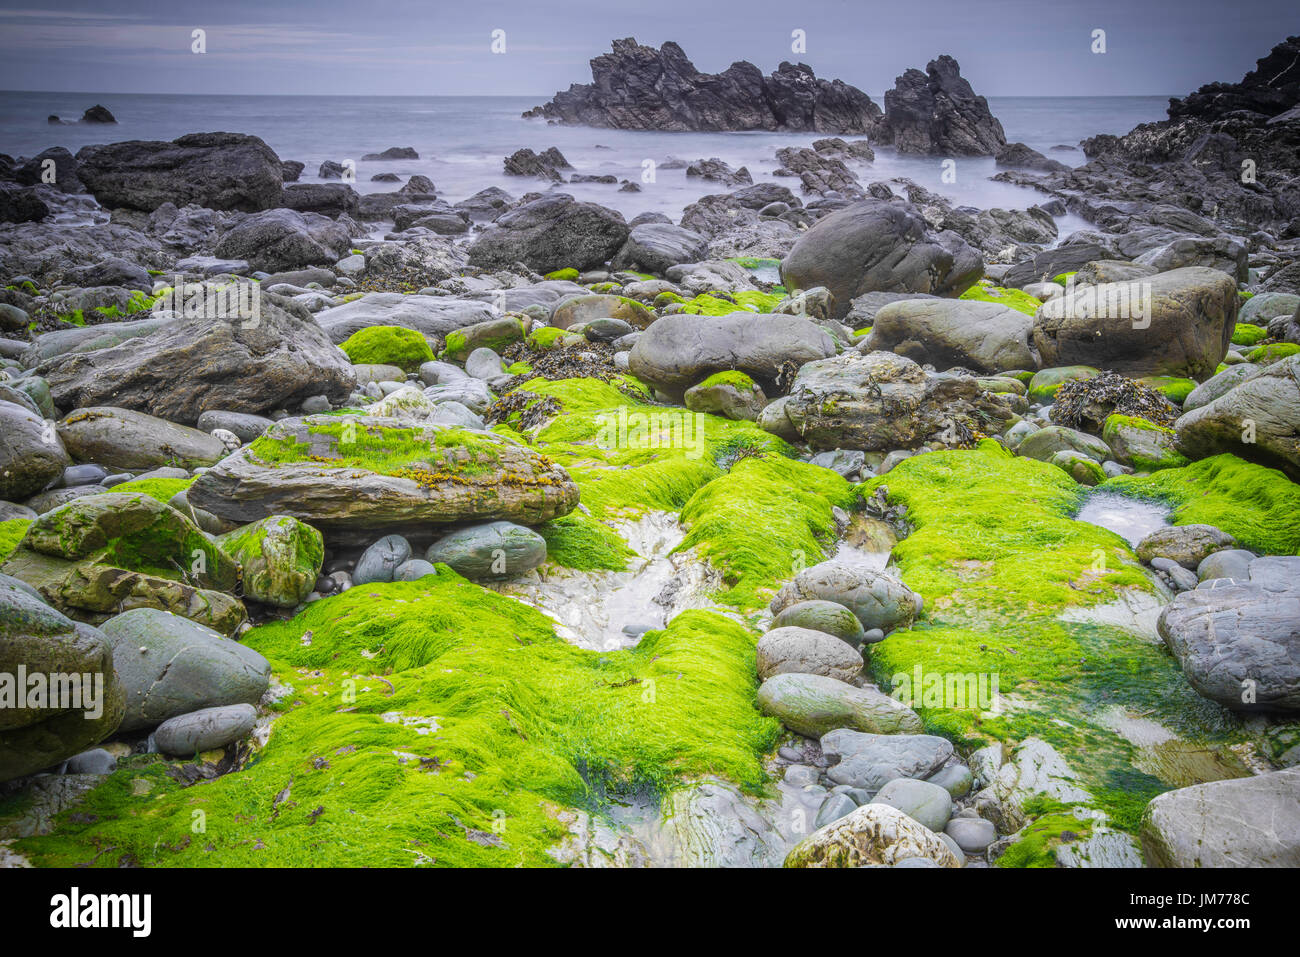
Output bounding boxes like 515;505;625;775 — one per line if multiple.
0;92;1172;235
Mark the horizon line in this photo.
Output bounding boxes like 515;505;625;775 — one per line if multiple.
0;89;1182;100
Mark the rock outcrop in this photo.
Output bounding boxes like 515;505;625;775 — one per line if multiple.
871;56;1006;155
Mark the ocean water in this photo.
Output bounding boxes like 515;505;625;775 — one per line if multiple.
0;92;1171;228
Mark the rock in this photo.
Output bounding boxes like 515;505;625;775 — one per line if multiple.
815;793;859;829
315;293;493;344
1032;266;1237;380
683;373;768;421
1136;524;1235;569
973;737;1093;832
945;816;997;853
1196;548;1255;582
64;748;117;774
871;55;1005;155
771;351;1013;452
0;399;69;501
57;407;226;470
627;312;834;401
467;194;629;274
871;778;953;832
362;146;419;161
425;521;547;581
756;672;923;737
868;298;1035;374
75;133;284;212
188;417;578;544
196;410;275;443
928;764;974;799
1053;449;1106;484
1102;414;1187;471
685;157;752;186
153;703;258;756
756;626;864;682
280;183;359;217
1135;235;1247;282
1172;355;1300;481
1156;557;1300;711
1016;425;1111;464
394;559;438;581
215;516;324;608
611;223;708;274
0;581;126;782
353;534;412;585
784;802;960;867
1141;767;1300;867
771;560;920;633
503;147;569;181
99;608;270;732
821;729;954;790
0;182;49;223
995;142;1070;172
39;294;356;424
780;199;982;322
771;600;866;647
525;38;881;134
550;294;654;331
213;208;350;272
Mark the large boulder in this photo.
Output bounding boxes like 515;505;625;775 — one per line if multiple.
820;729;954;791
37;295;356;424
870;55;1006;155
0;579;126;782
0;399;69;501
314;293;494;344
75;133;284;212
466;194;629;273
57;407;227;470
99;608;270;732
755;626;864;682
780;199;982;321
765;351;1014;451
868;298;1035;373
424;521;547;581
188;417;579;544
1172;355;1300;481
1141;767;1300;867
627;312;835;400
1156;556;1300;711
783;803;961;867
756;672;922;737
525;38;881;133
1032;266;1237;380
770;560;921;633
611;222;709;274
213;208;351;272
216;515;324;608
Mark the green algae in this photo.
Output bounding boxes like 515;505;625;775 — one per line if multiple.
248;420;506;480
14;576;778;867
995;811;1094;868
959;282;1043;316
544;268;579;281
676;291;784;315
1231;323;1268;347
0;519;31;562
108;477;195;504
697;370;756;390
1245;342;1300;365
1101;453;1300;555
339;325;433;372
536;512;634;572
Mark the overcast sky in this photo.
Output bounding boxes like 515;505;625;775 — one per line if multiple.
0;0;1294;98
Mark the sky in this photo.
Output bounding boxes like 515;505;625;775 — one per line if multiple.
0;0;1294;98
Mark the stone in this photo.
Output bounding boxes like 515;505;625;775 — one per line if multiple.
872;55;1005;155
64;748;117;775
394;558;438;581
928;764;974;799
99;607;270;732
1102;415;1187;471
467;194;629;274
871;778;953;832
215;515;324;608
1016;425;1112;464
213;208;351;272
1141;767;1300;867
756;672;922;737
972;737;1092;832
770;599;866;647
783;802;961;867
770;561;921;633
868;298;1035;374
814;793;859;829
0;399;69;501
425;521;547;581
821;729;954;791
153;703;258;756
1136;524;1235;569
612;223;709;274
683;375;768;421
755;626;864;682
1196;548;1255;582
945;816;997;853
353;534;412;585
57;407;227;470
196;410;275;443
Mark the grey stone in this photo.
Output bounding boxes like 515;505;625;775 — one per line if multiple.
153;703;258;756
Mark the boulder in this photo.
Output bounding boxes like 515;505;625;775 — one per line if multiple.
466;194;629;273
57;407;226;470
75;132;284;212
870;778;953;832
153;702;259;756
1032;266;1237;380
783;802;960;867
213;208;351;272
425;521;548;580
868;298;1035;374
1136;524;1235;569
99;608;270;732
0;580;126;782
871;55;1005;155
755;626;864;681
0;399;69;501
188;417;578;544
770;560;920;633
314;293;494;344
780;199;982;321
215;515;324;608
611;223;708;273
821;729;954;791
756;672;922;737
770;599;866;647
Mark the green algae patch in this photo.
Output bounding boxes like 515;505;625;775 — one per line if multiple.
536;512;634;572
0;519;31;562
698;370;756;390
526;326;570;350
995;811;1094;868
544;268;579;281
1231;323;1268;347
15;577;778;867
677;290;785;315
108;477;195;504
339;325;434;372
1136;376;1196;404
1102;454;1300;555
959;282;1043;316
1245;342;1300;365
1052;272;1076;287
854;441;1243;794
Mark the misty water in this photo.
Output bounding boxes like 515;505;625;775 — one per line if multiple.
0;92;1170;227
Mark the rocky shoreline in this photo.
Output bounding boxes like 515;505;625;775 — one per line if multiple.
1;35;1298;869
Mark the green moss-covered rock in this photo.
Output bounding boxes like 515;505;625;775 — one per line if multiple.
1136;376;1197;404
0;519;31;562
1231;323;1268;347
1027;366;1100;404
1245;342;1300;366
217;515;324;607
340;325;434;372
959;282;1043;317
1102;414;1189;471
439;317;527;363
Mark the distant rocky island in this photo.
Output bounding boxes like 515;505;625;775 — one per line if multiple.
525;38;1007;156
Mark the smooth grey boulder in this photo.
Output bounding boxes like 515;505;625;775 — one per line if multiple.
425;520;547;581
153;703;258;756
196;410;275;443
467;193;629;273
1141;767;1300;867
57;407;226;470
315;294;494;344
870;778;953;832
64;748;117;775
780;198;982;322
1156;556;1300;711
770;561;921;633
0;399;69;501
945;816;997;853
1196;548;1255;582
628;312;835;400
1016;425;1111;464
756;626;864;682
1136;524;1235;569
393;558;438;581
756;672;923;737
100;607;271;732
353;534;412;585
771;599;866;647
213;208;350;272
821;729;954;791
868;298;1035;374
612;222;708;274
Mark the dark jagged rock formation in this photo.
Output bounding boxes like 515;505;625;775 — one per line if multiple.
524;38;880;133
1168;35;1300;120
871;55;1006;155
